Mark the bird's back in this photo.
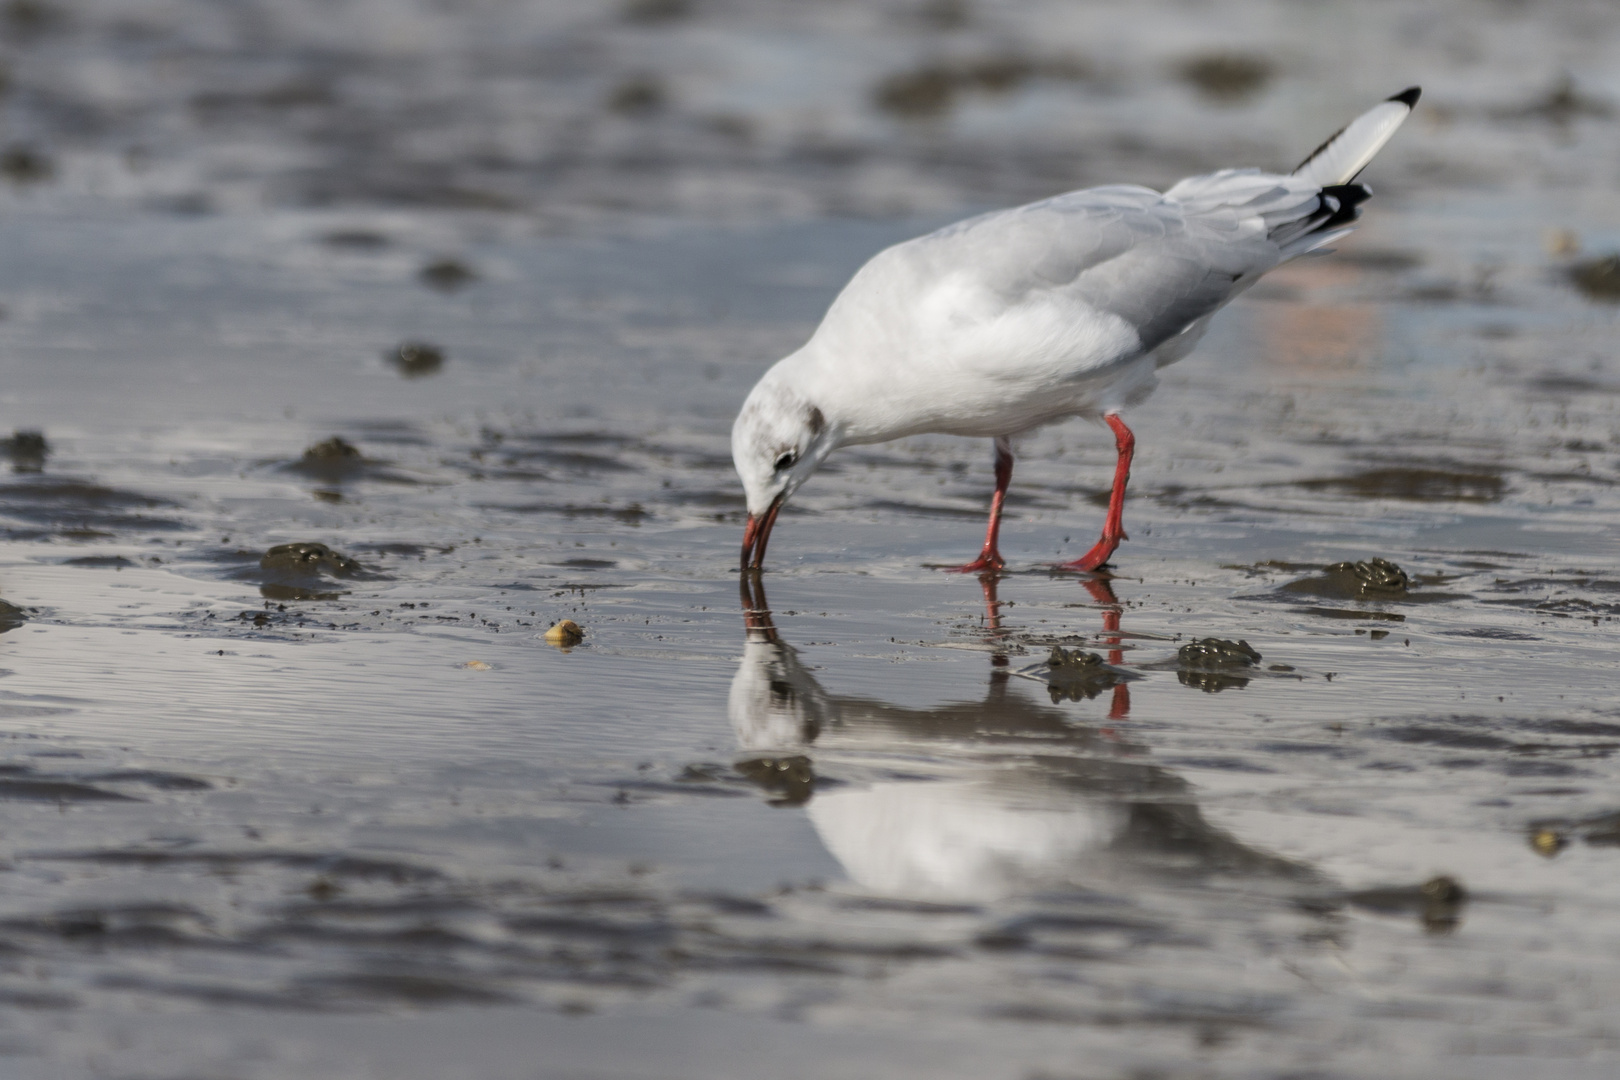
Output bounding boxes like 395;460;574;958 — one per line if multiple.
796;172;1342;439
777;90;1418;442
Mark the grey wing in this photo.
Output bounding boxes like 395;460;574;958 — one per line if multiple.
921;173;1335;356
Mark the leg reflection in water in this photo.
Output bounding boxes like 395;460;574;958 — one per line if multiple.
730;572;1310;903
975;571;1131;721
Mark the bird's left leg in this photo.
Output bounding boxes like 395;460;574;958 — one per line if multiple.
1056;413;1134;572
947;436;1014;573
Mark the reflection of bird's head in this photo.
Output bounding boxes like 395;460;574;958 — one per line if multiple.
728;635;836;752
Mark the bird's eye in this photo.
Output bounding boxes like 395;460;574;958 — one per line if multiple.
773;450;797;472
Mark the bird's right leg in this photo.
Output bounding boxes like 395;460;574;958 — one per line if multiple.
1056;414;1134;573
946;436;1014;574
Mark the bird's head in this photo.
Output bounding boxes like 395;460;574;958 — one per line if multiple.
732;377;834;570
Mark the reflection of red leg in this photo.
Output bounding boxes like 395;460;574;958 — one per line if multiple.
978;572;1009;667
1079;576;1124;664
948;437;1014;573
1079;576;1131;720
1056;414;1134;572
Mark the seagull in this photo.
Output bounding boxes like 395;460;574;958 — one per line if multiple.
733;87;1420;573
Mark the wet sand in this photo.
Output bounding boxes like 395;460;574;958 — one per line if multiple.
0;2;1618;1077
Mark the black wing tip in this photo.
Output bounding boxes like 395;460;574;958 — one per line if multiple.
1388;86;1422;108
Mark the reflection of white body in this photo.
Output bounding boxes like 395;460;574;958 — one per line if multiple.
728;633;1291;902
808;781;1124;901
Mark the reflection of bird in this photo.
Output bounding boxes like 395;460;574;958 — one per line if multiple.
730;576;1309;902
735;89;1420;572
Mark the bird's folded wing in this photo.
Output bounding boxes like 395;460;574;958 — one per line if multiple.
913;174;1329;356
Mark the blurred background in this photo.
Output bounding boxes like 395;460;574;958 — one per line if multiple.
0;0;1611;225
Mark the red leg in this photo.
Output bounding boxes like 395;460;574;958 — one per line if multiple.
946;436;1014;573
1056;414;1134;572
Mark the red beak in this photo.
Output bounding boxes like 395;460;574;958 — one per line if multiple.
740;496;784;571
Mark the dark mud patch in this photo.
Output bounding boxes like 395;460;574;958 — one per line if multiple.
0;904;218;949
863;498;990;521
623;0;693;22
1497;75;1612;125
1041;646;1130;703
873;53;1091;118
0;478;185;535
1528;372;1620;396
0;766;139;802
1174;638;1261;693
1296;606;1406;622
60;554;135;568
1437;627;1540;641
1567;254;1620;302
209;541;373;601
486;434;640;475
280;437;420;487
1373;716;1619;765
1283;558;1409;599
1174;52;1273;103
1303;876;1468;934
1296;467;1505;503
1269;559;1466;619
1;429;47;472
320;229;390;250
483;502;648;524
0;762;209;801
37;848;445;883
388;341;444;379
419;258;477;292
735;755;819;806
0;599;27;632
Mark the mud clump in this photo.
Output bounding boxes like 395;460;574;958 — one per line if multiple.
735;755;815;806
261;542;359;577
2;429;47;472
1175;52;1273;103
1281;558;1410;601
290;436;365;485
1568;255;1620;302
0;598;28;632
1177;638;1260;693
1346;875;1468;935
389;342;444;379
303;437;360;463
1178;638;1261;667
1328;557;1409;597
258;542;361;601
1045;645;1120;703
419;258;477;292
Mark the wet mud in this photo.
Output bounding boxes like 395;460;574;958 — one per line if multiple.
0;2;1615;1077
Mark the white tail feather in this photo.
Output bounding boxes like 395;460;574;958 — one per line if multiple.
1292;88;1421;187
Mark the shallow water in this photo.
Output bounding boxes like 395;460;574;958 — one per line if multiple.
0;2;1619;1078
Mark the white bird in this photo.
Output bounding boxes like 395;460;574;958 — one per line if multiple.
734;88;1420;573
